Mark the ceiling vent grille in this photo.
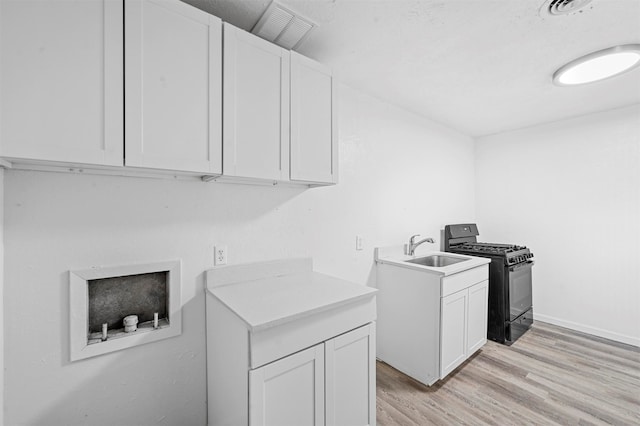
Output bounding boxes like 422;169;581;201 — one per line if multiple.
252;2;315;50
540;0;593;16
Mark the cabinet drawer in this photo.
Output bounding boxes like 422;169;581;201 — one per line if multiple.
249;296;376;369
441;264;488;297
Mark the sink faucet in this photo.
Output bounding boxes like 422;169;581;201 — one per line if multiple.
407;234;435;256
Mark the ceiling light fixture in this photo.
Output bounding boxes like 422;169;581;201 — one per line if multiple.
553;44;640;86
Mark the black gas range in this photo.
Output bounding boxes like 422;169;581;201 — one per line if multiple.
444;224;534;345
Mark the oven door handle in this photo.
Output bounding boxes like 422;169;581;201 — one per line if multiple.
509;260;535;272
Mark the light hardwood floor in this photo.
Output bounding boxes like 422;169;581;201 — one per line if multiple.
376;321;640;425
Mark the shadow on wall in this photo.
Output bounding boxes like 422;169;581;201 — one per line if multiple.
6;170;309;239
366;262;377;289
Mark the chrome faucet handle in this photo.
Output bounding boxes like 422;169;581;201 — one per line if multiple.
409;234;420;244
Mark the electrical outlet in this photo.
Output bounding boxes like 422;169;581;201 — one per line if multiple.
214;245;227;266
356;235;363;251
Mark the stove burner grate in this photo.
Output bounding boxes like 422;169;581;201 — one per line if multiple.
456;242;526;254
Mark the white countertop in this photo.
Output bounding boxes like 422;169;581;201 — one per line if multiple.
207;263;377;332
375;246;490;276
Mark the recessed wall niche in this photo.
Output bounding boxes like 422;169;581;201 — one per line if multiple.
70;260;182;361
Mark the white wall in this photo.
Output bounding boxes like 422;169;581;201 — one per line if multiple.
476;105;640;346
0;169;4;426
0;2;5;423
2;85;475;425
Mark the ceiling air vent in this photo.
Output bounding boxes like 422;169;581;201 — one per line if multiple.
252;2;315;50
540;0;593;16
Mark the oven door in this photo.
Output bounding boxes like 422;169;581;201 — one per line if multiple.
508;260;533;321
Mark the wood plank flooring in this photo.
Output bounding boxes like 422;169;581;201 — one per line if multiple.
376;321;640;425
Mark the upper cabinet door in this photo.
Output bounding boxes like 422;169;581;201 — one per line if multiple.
125;0;222;174
223;24;290;181
290;52;337;184
0;0;123;166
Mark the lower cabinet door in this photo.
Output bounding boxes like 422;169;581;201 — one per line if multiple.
467;280;489;355
249;343;325;426
440;289;468;378
325;323;376;426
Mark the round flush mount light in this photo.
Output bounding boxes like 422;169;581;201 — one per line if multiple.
553;44;640;86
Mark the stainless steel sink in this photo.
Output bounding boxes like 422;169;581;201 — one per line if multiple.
405;255;467;267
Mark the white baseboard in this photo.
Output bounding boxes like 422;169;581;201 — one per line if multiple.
534;313;640;348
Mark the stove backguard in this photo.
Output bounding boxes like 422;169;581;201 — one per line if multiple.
444;223;480;251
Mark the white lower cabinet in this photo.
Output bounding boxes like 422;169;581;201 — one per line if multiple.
440;280;489;378
249;324;375;426
377;261;489;386
206;259;377;426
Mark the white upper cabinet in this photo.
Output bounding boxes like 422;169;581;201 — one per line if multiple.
0;0;124;166
1;2;335;185
290;52;338;185
125;0;222;174
223;23;290;181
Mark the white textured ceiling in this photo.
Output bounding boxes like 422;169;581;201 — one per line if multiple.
183;0;640;137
